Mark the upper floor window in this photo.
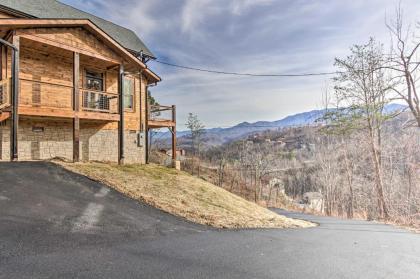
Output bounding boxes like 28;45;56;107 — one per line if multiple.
85;70;104;91
123;77;134;110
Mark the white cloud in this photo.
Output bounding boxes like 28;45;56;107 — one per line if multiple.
181;0;209;34
63;0;420;129
230;0;273;15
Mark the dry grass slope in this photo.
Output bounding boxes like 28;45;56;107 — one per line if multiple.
58;162;314;229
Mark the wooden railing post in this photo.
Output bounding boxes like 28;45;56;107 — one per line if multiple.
118;64;124;164
145;86;149;164
171;105;176;162
73;52;80;162
10;34;19;161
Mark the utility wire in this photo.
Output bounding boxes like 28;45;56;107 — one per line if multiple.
164;124;320;132
154;60;338;77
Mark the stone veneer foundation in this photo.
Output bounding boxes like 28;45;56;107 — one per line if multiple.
0;119;145;163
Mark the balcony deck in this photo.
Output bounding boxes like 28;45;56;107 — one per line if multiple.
0;34;124;123
17;106;120;121
147;104;177;162
15;79;120;121
148;119;175;128
148;105;176;128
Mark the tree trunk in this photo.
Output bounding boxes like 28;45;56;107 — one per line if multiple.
407;165;413;217
343;142;354;219
367;127;389;219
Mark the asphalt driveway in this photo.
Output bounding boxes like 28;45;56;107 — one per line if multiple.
1;162;419;278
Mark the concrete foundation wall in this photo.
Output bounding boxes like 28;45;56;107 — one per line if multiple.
20;120;73;161
123;131;146;164
80;127;117;162
0;119;146;164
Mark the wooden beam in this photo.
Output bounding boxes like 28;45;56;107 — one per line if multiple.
10;34;19;161
171;105;176;161
18;106;74;118
73;52;80;162
145;85;149;164
118;64;124;164
18;106;120;122
147;120;176;128
0;45;2;81
77;111;119;122
1;45;6;80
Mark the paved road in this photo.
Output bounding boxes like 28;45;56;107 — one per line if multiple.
1;162;419;278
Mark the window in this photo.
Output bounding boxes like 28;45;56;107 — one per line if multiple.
123;77;134;110
85;70;104;91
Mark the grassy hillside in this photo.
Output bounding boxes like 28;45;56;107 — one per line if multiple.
57;162;314;229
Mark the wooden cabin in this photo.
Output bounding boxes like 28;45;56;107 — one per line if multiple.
0;0;176;164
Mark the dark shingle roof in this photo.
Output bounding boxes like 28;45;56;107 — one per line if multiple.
0;0;154;57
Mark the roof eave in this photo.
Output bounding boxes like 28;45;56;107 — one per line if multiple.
0;4;36;19
0;18;160;82
144;68;161;83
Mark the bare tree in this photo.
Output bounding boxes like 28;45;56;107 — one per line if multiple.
315;142;340;216
321;86;357;218
333;38;393;219
217;155;227;187
386;5;420;127
186;113;206;176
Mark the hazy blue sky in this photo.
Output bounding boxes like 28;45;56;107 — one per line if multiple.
63;0;420;129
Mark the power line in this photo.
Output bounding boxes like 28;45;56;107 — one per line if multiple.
154;60;338;77
163;124;321;132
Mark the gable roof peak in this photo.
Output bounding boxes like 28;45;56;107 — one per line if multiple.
0;0;154;58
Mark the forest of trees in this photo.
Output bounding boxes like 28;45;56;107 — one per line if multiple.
150;7;420;228
197;108;419;227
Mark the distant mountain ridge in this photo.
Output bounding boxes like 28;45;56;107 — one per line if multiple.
157;103;407;146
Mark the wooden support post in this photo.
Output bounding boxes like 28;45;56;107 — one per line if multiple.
145;85;149;164
72;52;80;162
171;105;176;162
10;35;19;161
0;45;3;81
118;64;124;164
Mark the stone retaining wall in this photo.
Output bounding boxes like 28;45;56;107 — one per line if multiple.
0;119;145;164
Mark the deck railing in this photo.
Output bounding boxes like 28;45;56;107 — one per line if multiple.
0;78;11;110
19;79;73;109
149;104;175;122
18;79;120;115
81;89;119;114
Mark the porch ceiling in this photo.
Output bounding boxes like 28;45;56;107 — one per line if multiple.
20;36;119;69
20;36;73;59
0;19;161;82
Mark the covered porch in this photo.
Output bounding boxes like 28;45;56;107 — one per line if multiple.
0;19;148;163
0;19;163;165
